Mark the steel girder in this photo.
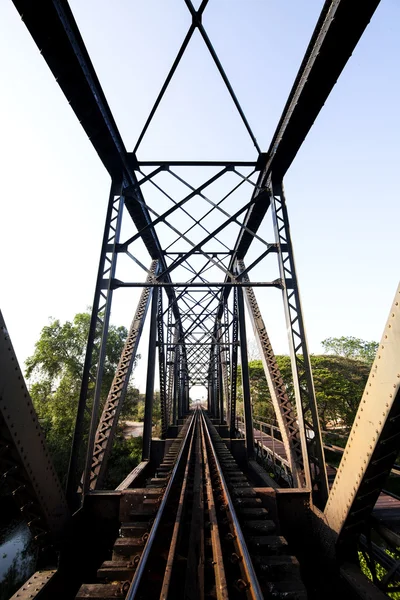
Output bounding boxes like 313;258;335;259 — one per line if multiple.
87;260;158;490
221;0;381;304
68;184;124;502
11;1;382;513
0;312;69;542
270;182;329;502
157;290;168;439
324;285;400;547
237;260;303;488
230;288;239;436
142;286;159;461
10;0;182;319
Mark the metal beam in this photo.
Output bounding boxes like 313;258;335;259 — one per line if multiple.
230;288;239;436
271;181;328;504
0;312;69;541
142;287;159;461
237;284;255;459
88;260;158;490
67;182;123;505
237;260;304;487
222;0;381;298
11;0;183;325
324;284;400;545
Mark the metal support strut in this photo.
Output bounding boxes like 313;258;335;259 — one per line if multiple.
142;286;159;461
67;182;123;505
270;180;328;503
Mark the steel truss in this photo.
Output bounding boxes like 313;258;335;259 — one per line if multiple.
87;260;159;490
10;0;383;527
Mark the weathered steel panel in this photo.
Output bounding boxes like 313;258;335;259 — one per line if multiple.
0;312;69;540
325;284;400;539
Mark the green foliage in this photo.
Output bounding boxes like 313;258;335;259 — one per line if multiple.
237;355;370;430
25;312;140;488
103;430;143;489
321;336;378;365
359;549;400;599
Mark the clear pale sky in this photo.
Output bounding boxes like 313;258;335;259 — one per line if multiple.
1;1;399;393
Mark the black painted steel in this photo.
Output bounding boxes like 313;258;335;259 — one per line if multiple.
142;287;159;461
237;284;255;459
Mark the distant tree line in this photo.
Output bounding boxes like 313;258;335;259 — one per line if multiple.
23;311;378;490
25;312;145;489
237;336;376;430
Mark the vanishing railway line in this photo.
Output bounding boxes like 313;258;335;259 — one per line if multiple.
76;410;306;600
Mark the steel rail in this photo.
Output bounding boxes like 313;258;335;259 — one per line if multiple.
159;411;198;599
201;411;264;599
126;413;195;600
200;415;229;600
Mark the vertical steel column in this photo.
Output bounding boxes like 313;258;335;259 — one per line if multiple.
219;357;224;424
237;259;303;487
214;343;220;420
182;345;189;414
157;291;168;438
67;181;123;505
89;260;158;490
177;342;184;419
169;323;178;426
271;180;328;503
172;343;179;425
142;286;159;461
165;307;175;426
208;344;215;418
237;283;255;459
217;318;225;424
230;287;239;437
222;301;231;423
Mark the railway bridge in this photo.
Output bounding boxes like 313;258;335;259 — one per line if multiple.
1;1;400;598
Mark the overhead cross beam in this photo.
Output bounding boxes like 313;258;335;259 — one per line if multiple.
12;0;383;520
227;0;381;274
11;0;182;325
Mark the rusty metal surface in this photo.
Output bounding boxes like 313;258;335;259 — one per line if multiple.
89;260;158;490
115;461;151;491
200;416;229;600
201;412;264;599
160;411;198;598
126;414;195;598
9;570;57;600
325;284;400;539
0;312;69;541
238;260;303;488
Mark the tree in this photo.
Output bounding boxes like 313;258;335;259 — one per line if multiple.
26;312;140;487
237;355;370;430
321;336;378;365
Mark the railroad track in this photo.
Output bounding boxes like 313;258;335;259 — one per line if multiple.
76;409;306;599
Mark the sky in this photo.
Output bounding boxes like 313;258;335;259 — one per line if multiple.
1;0;399;394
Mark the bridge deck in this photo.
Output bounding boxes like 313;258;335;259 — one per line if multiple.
239;423;400;532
